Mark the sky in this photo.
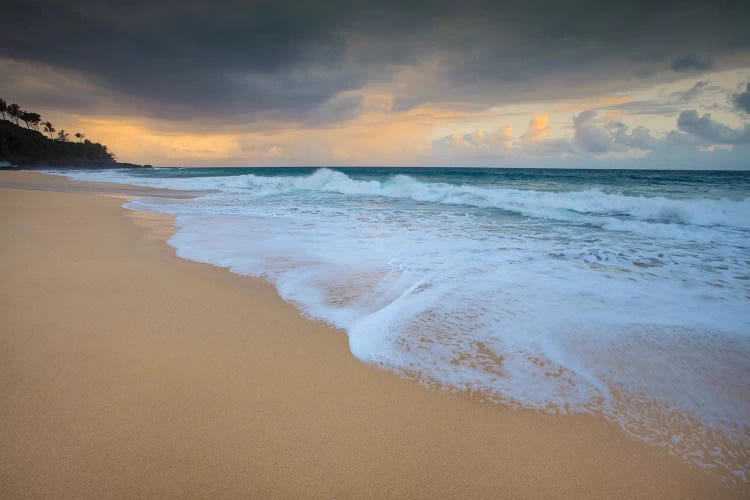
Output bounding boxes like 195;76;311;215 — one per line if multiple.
2;0;750;169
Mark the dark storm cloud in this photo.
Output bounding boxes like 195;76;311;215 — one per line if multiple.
677;110;750;144
734;83;750;114
2;0;749;124
1;0;367;122
671;54;713;72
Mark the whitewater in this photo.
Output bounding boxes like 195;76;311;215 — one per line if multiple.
53;167;750;479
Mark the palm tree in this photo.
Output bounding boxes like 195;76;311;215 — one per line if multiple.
43;121;55;139
0;98;7;120
7;103;21;125
26;112;42;131
19;111;32;129
75;132;85;143
103;144;116;161
56;129;70;142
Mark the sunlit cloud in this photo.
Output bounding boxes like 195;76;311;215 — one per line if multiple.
521;115;552;143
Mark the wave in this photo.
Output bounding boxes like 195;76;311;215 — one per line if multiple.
240;168;750;230
53;167;750;232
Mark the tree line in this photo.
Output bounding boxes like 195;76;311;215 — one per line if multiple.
0;96;117;164
0;97;86;143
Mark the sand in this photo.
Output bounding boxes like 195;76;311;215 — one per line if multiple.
0;170;745;498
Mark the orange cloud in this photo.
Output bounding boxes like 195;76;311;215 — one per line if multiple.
522;115;552;143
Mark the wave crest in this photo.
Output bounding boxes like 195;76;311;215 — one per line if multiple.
242;168;750;230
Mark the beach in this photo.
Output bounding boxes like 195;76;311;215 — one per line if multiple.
0;171;746;498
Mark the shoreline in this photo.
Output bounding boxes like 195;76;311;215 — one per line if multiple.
0;170;746;498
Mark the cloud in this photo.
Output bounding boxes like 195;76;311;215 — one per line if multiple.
574;111;614;153
674;80;711;103
610;123;660;151
433;114;577;160
698;144;734;153
2;0;750;127
733;83;750;114
671;54;713;72
677;110;750;144
573;110;662;154
606;79;731;116
433;114;570;159
521;115;551;143
432;126;513;155
437;107;694;163
0;1;370;124
303;93;364;126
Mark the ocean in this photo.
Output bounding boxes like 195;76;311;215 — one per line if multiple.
54;166;750;479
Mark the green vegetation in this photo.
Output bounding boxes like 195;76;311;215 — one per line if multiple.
0;97;142;168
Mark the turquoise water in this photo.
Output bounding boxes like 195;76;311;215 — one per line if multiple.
113;166;750;198
56;167;750;479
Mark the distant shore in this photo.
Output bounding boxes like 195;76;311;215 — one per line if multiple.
0;171;745;499
0;161;150;169
0;118;149;169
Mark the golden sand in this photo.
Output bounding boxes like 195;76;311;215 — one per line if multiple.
0;171;745;498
